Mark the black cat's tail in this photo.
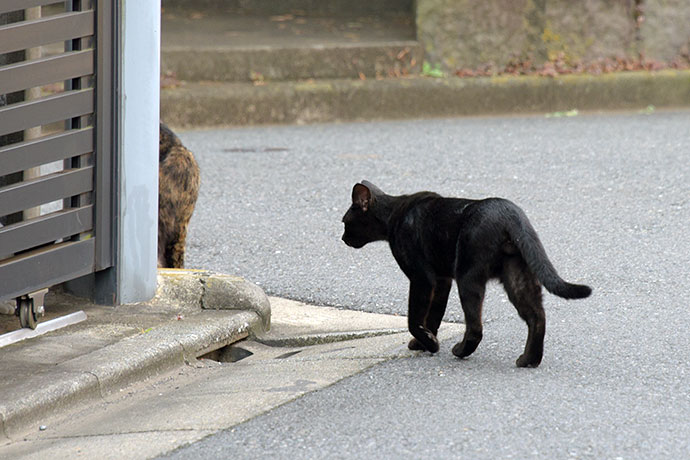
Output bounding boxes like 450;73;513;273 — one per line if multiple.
506;205;592;300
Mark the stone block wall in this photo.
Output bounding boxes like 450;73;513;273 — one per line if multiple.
417;0;690;71
641;0;690;61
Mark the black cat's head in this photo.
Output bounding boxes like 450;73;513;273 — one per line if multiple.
341;181;388;248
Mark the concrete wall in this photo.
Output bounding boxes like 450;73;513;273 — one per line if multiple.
417;0;690;71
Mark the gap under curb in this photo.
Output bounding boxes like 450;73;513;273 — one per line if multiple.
256;328;409;347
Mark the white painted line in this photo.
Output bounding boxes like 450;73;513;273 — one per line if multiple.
0;311;87;348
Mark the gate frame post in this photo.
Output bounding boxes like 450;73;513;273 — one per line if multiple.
67;0;159;305
112;0;160;304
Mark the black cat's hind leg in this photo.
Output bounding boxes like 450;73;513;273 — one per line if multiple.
407;280;440;353
452;273;486;359
501;256;545;368
408;278;452;351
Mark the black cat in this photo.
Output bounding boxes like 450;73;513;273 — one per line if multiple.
341;181;591;368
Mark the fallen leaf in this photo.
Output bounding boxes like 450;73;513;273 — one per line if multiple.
270;14;294;22
545;109;579;118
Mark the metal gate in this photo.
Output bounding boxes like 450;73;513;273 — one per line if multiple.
0;1;115;318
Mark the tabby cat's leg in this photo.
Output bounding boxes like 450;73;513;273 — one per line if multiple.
452;273;486;359
501;256;545;368
406;279;439;353
169;221;189;269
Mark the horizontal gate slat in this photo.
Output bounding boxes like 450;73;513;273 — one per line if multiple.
0;11;94;55
0;239;95;302
0;167;93;217
0;88;93;137
0;49;94;95
0;206;93;256
0;1;57;15
0;128;93;176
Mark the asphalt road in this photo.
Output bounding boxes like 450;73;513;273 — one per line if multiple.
168;110;690;459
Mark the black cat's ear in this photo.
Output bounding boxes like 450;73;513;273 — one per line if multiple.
352;183;371;212
361;180;383;197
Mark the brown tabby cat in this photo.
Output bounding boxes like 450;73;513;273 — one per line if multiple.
158;122;200;268
342;181;591;368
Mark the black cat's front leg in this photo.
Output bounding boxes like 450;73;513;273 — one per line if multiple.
407;279;439;353
408;277;452;351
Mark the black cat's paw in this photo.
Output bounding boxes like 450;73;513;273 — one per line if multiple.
409;329;439;353
516;354;541;368
425;338;440;354
408;338;425;351
451;340;479;359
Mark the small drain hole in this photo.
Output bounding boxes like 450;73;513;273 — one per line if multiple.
199;345;253;363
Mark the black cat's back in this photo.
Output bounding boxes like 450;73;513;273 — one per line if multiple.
388;193;473;279
382;192;591;299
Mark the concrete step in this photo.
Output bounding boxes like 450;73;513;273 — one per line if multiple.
162;42;422;82
162;0;414;17
161;7;420;82
160;71;690;128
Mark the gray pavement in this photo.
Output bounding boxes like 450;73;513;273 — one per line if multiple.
180;109;690;322
1;110;688;459
165;110;689;458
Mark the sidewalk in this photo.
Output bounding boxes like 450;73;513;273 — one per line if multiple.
0;269;454;447
0;269;270;441
0;293;464;459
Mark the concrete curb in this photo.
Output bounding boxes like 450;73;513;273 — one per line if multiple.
161;70;690;128
155;269;271;330
0;270;271;440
